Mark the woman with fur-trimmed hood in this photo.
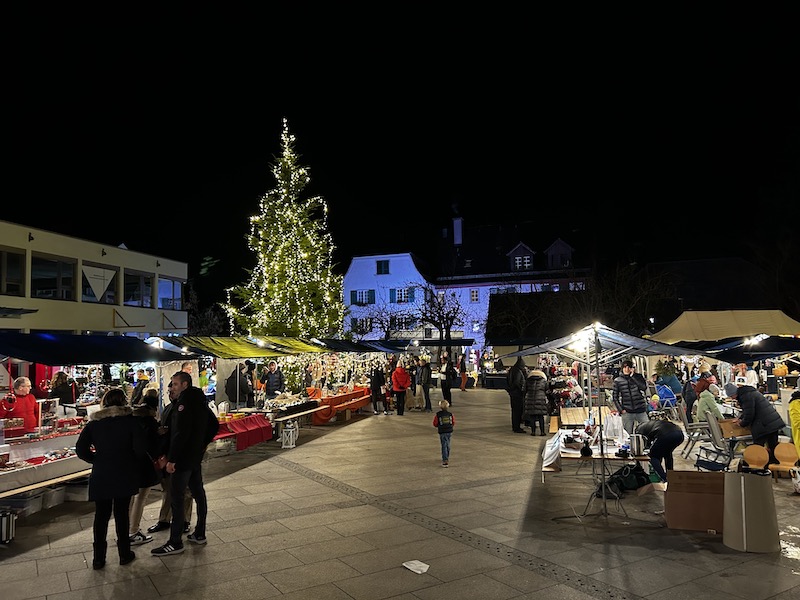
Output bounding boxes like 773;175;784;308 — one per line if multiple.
523;369;549;436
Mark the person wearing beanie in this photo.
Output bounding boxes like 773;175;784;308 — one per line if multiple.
789;389;800;461
725;381;785;464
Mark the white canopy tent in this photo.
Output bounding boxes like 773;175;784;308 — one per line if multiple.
651;310;800;344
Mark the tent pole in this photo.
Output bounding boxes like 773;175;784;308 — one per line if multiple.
594;327;609;517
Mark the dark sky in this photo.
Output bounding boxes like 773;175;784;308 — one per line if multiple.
7;13;799;304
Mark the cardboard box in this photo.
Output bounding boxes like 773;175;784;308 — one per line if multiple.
336;409;351;422
719;419;751;438
664;470;724;533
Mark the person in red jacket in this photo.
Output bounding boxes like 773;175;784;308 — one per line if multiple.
0;376;41;432
391;359;412;416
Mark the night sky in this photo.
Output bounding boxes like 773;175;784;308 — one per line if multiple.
7;13;798;305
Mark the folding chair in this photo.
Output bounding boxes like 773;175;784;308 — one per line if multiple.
655;384;679;420
677;398;711;458
694;410;735;472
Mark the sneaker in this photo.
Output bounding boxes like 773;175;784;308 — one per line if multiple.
147;521;170;533
151;542;184;556
183;521;190;533
129;531;153;546
187;533;207;545
442;461;449;468
374;411;379;415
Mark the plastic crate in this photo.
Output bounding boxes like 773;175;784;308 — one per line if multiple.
64;477;90;502
41;486;66;509
0;492;43;518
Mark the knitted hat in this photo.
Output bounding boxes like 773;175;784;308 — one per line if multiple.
724;382;739;398
708;383;720;396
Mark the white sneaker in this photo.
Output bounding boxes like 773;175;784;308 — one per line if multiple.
129;531;153;546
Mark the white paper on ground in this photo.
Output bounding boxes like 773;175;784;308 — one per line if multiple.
402;560;429;574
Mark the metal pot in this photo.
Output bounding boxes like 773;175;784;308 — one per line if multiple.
630;434;646;456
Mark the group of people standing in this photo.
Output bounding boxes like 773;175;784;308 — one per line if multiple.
75;366;219;568
505;357;551;436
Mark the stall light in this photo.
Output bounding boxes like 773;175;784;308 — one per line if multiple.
744;334;769;346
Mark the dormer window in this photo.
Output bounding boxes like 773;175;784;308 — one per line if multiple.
513;255;532;270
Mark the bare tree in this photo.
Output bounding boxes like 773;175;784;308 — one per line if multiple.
410;282;468;357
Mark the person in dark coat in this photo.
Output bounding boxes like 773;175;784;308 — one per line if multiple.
506;357;528;433
75;387;145;569
523;369;549;436
128;388;163;546
260;360;285;400
636;418;684;482
611;359;648;435
418;356;434;412
724;382;786;464
370;362;387;414
151;371;212;556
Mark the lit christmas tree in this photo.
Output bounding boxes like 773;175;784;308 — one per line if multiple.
224;118;345;338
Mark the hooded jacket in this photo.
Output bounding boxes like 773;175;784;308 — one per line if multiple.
523;369;549;416
75;405;145;501
735;385;785;440
694;389;723;422
506;357;527;396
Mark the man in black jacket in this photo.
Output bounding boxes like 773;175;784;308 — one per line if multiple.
151;371;211;556
612;360;648;435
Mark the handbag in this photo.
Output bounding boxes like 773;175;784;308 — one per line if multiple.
151;454;168;472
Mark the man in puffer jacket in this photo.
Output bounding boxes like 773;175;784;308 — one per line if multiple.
522;369;549;436
612;360;648;434
724;382;785;464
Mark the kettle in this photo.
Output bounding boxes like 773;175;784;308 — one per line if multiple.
630;434;646;456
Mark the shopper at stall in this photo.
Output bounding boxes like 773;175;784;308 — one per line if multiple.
439;354;456;405
75;387;143;569
128;389;162;546
0;376;41;433
260;360;285;400
370;362;388;415
391;358;412;416
611;360;648;435
506;357;527;433
724;382;785;464
130;369;150;406
523;368;549;436
151;371;212;556
224;363;250;409
458;353;469;392
635;418;684;482
418;356;433;412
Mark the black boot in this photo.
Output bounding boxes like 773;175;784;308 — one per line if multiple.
118;540;136;565
92;542;107;569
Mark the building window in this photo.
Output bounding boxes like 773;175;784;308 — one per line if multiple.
513;255;532;270
390;287;415;304
81;262;119;304
158;277;184;310
350;317;372;334
0;247;25;296
31;255;76;301
390;316;413;330
470;289;479;303
424;328;433;339
376;260;389;275
350;289;375;306
124;270;154;308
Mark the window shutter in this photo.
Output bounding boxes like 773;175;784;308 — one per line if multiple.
350;291;357;304
389;289;397;303
368;289;376;304
408;287;415;302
